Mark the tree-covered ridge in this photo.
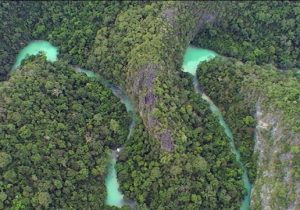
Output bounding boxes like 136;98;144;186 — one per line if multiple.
0;1;223;153
197;58;300;209
193;1;300;69
88;1;221;151
0;56;130;209
198;58;300;133
197;58;257;182
117;72;245;210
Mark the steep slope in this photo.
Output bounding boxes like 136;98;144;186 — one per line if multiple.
117;72;244;209
197;58;300;210
253;101;300;210
88;1;221;151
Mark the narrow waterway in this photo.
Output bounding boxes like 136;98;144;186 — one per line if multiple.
11;40;136;208
75;68;136;208
104;150;124;207
182;46;252;210
11;40;252;209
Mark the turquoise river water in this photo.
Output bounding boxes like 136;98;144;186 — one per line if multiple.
12;40;58;70
182;46;252;210
12;41;251;209
12;40;134;208
75;67;136;208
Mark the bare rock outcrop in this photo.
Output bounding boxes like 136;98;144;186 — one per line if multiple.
250;102;300;210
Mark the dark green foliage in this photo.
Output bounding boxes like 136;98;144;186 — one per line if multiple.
193;2;300;69
0;56;129;209
0;1;127;81
197;57;300;182
117;73;245;209
3;1;299;209
32;1;125;66
0;2;37;81
197;58;257;182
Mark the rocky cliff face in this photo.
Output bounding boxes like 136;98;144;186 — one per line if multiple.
89;1;221;151
197;58;300;209
128;62;175;151
251;102;300;210
125;2;220;151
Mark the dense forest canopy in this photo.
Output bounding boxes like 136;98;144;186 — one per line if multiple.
0;1;127;81
1;1;300;210
0;56;129;209
193;1;300;69
118;72;245;209
197;58;300;209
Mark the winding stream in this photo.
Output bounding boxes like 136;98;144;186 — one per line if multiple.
12;41;251;209
11;40;135;208
75;67;136;208
182;46;252;210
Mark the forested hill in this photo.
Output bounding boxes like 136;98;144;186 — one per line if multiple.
193;1;300;69
88;1;221;151
197;58;300;209
1;1;222;151
1;1;300;209
0;55;130;209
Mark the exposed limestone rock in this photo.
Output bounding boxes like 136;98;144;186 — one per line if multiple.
89;2;221;151
126;2;219;151
250;102;300;210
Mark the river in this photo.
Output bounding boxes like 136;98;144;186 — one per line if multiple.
12;41;252;210
11;40;135;208
74;67;136;208
12;40;58;70
182;46;252;210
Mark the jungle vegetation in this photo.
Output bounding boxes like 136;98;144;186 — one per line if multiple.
0;55;129;209
193;1;300;69
1;1;300;209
